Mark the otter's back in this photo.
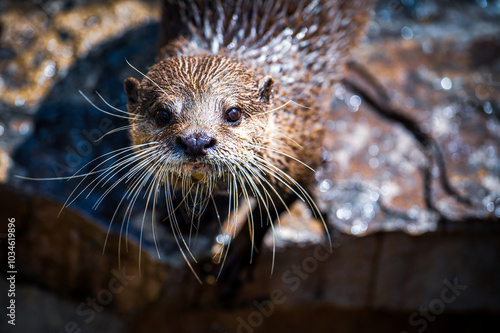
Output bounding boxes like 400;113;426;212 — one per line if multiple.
160;0;373;104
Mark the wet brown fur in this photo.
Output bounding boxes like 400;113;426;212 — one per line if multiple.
127;0;373;193
124;0;374;278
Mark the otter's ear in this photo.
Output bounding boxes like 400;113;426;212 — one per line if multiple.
124;77;140;106
258;75;274;103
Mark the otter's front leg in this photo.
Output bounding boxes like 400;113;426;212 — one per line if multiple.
213;196;296;300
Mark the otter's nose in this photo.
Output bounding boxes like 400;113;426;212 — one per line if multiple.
178;134;217;156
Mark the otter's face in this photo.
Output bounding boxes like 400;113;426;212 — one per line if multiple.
124;55;273;188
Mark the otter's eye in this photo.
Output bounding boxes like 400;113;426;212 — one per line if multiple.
155;108;171;126
225;107;242;125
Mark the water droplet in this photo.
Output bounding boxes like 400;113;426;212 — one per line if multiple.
334;83;346;100
486;201;495;212
483;101;493;114
349;95;362;108
47;39;58;52
476;0;488;8
408;205;420;219
441;77;452;90
15;97;25;107
448;141;458;153
401;26;414;40
406;223;419;234
0;124;4;136
296;27;307;40
283;27;293;36
43;61;56;77
422;40;433;54
62;47;73;58
216;234;231;245
362;203;375;219
351;220;367;235
431;165;440;177
321;149;333;162
442;105;456;118
405;97;415;108
369;191;380;202
325;120;336;131
336;206;352;220
86;16;99;28
380;184;391;196
485;145;496;158
19;122;31;135
319;179;333;192
369;157;380;169
368;144;379;156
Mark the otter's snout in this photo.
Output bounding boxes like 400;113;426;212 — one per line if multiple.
177;134;217;156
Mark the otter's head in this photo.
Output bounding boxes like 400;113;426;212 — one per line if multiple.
124;55;274;189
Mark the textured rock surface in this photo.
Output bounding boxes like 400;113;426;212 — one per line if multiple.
0;0;499;333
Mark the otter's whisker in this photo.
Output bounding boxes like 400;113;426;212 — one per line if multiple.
150;157;174;259
215;171;239;278
104;149;160;268
16;143;151;184
79;90;137;120
162;178;203;284
162;173;205;265
126;59;169;97
95;124;134;142
119;155;161;269
252;144;316;173
88;147;160;209
103;178;134;257
233;164;278;264
241;165;282;261
239;163;280;222
252;156;307;202
90;149;156;196
210;195;225;264
253;157;331;249
140;154;167;261
245;161;293;218
61;143;158;215
95;91;137;117
187;183;201;247
261;99;311;115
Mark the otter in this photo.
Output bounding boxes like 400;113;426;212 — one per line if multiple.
123;0;373;283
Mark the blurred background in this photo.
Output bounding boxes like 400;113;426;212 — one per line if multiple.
0;0;499;332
